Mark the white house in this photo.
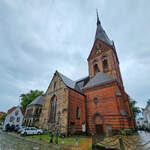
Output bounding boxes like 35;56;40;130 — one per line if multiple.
136;118;145;127
142;100;150;129
3;106;24;130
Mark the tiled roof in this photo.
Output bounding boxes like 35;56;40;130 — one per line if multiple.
7;106;16;114
83;72;115;89
28;95;44;106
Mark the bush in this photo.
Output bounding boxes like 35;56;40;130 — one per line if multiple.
120;128;137;136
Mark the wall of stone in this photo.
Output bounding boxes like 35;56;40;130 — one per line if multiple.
39;72;69;134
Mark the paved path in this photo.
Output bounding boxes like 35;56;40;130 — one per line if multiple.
0;131;59;150
136;131;150;150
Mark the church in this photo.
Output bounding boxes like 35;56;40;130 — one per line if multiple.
39;12;135;135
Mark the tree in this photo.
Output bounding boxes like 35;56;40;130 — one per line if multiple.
0;113;7;124
20;90;44;110
129;98;141;118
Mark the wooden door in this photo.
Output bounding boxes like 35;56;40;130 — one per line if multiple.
95;124;104;135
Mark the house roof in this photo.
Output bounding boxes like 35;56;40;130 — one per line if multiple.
95;11;113;47
28;95;44;106
7;106;17;115
83;72;115;89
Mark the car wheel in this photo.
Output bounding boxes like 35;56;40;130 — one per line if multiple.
38;132;41;135
24;132;27;136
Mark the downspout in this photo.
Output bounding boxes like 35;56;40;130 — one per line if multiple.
84;95;88;135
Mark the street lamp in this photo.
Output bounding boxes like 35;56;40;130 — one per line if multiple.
55;111;61;144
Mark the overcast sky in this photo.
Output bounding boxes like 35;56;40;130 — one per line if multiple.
0;0;150;112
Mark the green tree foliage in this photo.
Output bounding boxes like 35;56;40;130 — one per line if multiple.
0;113;7;124
129;98;141;118
20;90;44;110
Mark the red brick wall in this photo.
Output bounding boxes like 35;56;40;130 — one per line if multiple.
68;89;86;134
88;39;124;89
83;82;134;134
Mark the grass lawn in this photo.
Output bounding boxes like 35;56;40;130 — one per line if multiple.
27;132;90;146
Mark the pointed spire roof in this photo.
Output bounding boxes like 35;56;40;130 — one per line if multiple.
95;10;113;46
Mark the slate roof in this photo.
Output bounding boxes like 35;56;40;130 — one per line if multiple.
57;71;84;94
83;72;115;89
76;76;89;90
28;95;44;106
95;12;113;47
58;72;76;90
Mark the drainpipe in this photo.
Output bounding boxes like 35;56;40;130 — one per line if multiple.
84;95;88;135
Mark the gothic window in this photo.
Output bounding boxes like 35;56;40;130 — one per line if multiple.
35;108;39;115
94;64;100;75
50;96;57;122
102;56;108;72
76;106;80;119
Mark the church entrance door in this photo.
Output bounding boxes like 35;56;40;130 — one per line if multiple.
93;113;104;135
95;124;104;135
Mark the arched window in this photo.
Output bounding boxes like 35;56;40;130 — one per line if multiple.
50;96;57;122
102;56;108;72
76;106;80;119
94;64;100;75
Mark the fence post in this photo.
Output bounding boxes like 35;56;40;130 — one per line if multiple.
119;137;125;150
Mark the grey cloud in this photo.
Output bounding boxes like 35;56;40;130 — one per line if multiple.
0;0;150;111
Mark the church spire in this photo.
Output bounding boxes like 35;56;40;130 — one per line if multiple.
95;10;113;47
96;9;100;25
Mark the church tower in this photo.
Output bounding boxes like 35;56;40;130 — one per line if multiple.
87;11;124;89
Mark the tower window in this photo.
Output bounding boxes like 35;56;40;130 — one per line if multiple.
94;64;100;75
102;56;108;72
76;106;80;119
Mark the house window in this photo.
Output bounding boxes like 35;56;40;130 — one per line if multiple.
50;96;57;122
76;106;80;119
10;116;15;122
16;117;20;122
94;64;100;75
15;111;19;116
102;56;108;72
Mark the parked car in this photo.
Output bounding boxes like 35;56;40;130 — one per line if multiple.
20;127;43;136
17;126;27;133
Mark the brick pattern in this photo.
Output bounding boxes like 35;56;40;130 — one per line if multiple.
68;89;86;134
88;39;123;89
83;81;134;134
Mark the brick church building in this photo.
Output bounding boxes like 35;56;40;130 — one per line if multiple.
39;12;135;135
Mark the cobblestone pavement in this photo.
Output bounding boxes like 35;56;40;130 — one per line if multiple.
0;130;59;150
136;131;150;150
